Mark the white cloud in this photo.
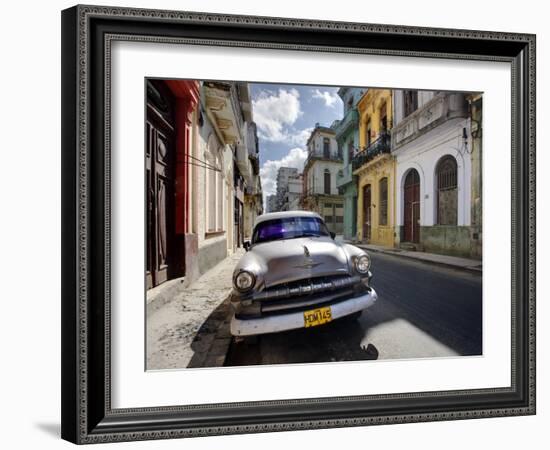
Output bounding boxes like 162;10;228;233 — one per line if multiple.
288;127;313;146
312;89;341;108
260;147;308;204
253;88;303;142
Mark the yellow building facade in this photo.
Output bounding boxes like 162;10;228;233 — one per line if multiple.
354;89;396;247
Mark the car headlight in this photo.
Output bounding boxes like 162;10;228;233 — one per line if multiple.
234;270;256;292
354;254;371;275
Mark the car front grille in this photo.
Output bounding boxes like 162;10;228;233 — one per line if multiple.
250;275;363;315
253;274;360;302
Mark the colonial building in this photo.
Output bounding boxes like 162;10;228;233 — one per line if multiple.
266;194;277;213
353;88;395;247
145;79;200;290
467;93;483;259
285;173;303;211
334;87;365;241
391;90;478;258
145;79;262;294
301;123;344;234
235;87;263;243
242;121;263;241
275;167;299;211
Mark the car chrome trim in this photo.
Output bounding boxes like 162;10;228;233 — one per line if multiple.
230;288;378;336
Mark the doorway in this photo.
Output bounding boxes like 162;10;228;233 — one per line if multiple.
362;184;372;242
403;169;420;243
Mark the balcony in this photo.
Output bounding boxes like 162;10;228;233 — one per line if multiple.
336;164;354;188
304;150;343;171
392;92;468;150
334;108;359;141
236;143;252;182
352;131;391;172
203;82;244;145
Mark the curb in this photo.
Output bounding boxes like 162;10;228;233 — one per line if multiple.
187;296;234;368
358;245;483;274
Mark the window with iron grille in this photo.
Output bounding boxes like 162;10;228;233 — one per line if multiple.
379;177;388;226
436;156;458;225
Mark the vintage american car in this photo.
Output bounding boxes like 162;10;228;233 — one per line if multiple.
230;211;378;336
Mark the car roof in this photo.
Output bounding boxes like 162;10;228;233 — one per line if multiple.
254;210;323;227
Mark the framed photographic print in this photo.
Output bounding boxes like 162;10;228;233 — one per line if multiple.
61;4;536;444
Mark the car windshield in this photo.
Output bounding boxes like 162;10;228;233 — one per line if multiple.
252;216;330;244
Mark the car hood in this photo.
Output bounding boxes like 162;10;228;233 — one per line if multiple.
244;236;351;288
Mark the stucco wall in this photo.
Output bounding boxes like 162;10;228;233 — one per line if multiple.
420;226;472;257
393;90;436;124
307;160;343;195
394;118;472;229
358;89;393;148
194;105;230;270
356;156;396;247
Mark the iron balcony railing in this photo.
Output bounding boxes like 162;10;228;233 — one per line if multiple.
351;131;391;172
304;150;343;170
334;108;359;140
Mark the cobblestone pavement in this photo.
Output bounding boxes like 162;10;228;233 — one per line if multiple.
146;250;244;370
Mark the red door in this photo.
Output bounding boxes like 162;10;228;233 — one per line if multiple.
404;169;420;243
363;184;371;242
146;81;176;289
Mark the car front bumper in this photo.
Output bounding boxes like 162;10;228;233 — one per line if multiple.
230;287;378;337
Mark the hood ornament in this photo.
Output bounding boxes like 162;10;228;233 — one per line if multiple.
293;245;322;269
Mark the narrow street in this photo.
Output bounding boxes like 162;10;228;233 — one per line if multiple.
225;252;482;366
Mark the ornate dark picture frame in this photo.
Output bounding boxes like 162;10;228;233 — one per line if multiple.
61;4;536;444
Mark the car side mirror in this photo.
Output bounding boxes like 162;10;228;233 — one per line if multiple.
243;241;251;251
330;232;336;240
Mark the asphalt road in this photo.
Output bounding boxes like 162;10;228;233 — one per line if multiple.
224;252;482;366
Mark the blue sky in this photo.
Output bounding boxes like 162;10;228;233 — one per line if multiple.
249;83;344;202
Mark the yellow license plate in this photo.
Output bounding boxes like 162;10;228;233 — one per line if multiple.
304;306;332;328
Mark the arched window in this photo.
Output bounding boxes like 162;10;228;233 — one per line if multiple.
436;156;458;225
379;177;388;226
324;169;331;195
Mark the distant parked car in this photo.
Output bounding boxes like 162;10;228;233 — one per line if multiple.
230;211;378;337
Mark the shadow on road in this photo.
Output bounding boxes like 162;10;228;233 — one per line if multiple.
365;253;483;357
225;315;380;367
187;297;233;368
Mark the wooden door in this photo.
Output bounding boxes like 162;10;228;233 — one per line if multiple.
146;81;176;289
362;184;371;242
404;169;420;243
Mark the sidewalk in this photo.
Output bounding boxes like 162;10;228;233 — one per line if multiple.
146;249;244;370
355;243;482;273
